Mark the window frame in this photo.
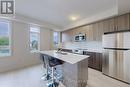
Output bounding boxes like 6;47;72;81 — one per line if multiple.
0;19;12;57
29;25;40;53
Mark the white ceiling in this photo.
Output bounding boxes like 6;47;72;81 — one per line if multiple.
15;0;117;30
15;0;130;30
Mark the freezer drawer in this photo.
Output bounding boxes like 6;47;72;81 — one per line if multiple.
102;49;130;83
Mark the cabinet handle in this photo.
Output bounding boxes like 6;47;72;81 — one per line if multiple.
115;25;118;30
113;26;115;30
114;26;116;30
115;26;117;30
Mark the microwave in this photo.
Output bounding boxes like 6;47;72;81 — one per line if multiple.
74;34;86;42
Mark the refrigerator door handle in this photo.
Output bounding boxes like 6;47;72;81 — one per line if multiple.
104;48;130;51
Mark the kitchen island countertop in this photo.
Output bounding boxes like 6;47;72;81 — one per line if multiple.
39;50;89;64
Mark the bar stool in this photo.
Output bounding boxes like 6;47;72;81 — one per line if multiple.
47;57;64;87
40;54;51;81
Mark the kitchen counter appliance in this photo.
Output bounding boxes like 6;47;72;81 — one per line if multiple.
75;33;86;42
102;32;130;84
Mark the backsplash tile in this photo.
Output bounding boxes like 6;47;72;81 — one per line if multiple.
62;41;103;53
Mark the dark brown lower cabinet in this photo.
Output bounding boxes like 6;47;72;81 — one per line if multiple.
84;51;102;71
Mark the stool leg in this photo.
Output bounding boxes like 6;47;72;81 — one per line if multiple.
46;65;51;80
47;67;59;87
41;65;47;80
52;67;59;87
52;67;54;82
41;65;51;81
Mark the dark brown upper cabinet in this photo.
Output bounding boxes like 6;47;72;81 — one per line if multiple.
91;21;104;41
92;23;98;41
103;18;116;33
115;13;130;31
103;13;130;33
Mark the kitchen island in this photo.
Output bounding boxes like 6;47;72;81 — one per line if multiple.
39;50;89;87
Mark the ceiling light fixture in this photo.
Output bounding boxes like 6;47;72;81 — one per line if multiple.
69;15;79;21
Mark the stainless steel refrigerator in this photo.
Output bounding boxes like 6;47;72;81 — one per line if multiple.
102;32;130;84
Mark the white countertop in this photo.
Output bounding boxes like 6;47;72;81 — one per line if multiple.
39;50;89;64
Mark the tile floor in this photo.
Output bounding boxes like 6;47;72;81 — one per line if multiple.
0;64;129;87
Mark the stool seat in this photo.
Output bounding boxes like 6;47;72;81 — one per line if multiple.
49;58;64;67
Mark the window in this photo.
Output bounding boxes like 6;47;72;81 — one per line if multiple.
30;26;40;52
0;20;11;57
53;32;59;48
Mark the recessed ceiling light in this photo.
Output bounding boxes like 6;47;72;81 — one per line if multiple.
69;15;79;21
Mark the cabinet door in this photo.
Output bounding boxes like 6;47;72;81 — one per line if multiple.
83;24;94;41
62;31;71;42
103;18;115;33
69;29;76;42
92;22;104;41
85;51;102;71
88;24;94;41
94;53;102;71
85;52;94;68
115;13;130;31
98;21;104;41
92;23;98;41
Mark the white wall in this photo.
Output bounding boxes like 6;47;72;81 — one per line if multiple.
0;20;53;73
